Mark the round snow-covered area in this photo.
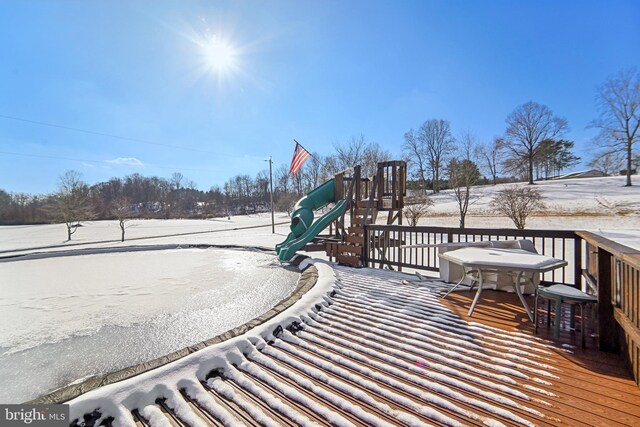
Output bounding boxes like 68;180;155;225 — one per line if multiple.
0;247;298;403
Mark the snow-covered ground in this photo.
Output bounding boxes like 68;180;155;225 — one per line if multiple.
426;175;640;216
0;213;294;255
0;176;638;405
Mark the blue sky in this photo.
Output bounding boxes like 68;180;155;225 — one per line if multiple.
0;0;638;194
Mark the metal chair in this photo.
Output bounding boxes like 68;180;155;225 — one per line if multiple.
534;284;597;348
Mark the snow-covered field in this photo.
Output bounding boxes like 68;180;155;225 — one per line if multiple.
0;213;294;255
0;175;638;404
419;175;640;249
426;175;640;216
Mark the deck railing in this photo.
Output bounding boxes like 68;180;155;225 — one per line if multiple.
364;225;581;286
363;224;640;386
577;231;640;384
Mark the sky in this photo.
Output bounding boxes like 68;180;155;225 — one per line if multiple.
0;0;638;195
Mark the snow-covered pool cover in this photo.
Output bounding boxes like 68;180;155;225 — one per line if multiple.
0;246;298;403
66;260;567;427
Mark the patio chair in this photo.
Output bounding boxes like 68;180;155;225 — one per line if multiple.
534;284;597;348
489;238;538;254
489;239;539;293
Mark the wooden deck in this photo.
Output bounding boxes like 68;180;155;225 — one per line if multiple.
441;287;640;426
72;265;640;427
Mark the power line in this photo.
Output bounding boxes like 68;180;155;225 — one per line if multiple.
0;150;219;173
0;113;229;155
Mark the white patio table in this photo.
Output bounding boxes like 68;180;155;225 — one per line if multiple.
439;247;567;321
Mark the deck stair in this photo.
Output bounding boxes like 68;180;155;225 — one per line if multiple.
333;199;377;267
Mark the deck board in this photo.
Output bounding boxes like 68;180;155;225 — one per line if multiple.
72;264;640;427
440;286;640;426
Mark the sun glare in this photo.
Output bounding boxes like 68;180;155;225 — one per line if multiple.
204;35;238;74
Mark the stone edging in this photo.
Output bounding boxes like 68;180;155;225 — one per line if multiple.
30;254;317;404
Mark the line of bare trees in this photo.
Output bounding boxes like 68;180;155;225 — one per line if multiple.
401;112;579;193
400;108;579;228
0;135;392;229
0;171;228;228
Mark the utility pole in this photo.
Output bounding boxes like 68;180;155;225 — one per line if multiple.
266;156;275;233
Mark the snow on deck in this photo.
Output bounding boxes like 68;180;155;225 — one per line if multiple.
68;261;640;427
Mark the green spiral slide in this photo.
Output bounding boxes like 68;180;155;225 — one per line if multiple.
276;179;346;261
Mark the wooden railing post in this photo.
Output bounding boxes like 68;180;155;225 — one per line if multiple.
362;224;369;268
397;230;403;272
574;235;583;289
598;247;618;352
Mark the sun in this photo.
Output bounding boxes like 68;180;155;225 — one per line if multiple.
203;35;238;74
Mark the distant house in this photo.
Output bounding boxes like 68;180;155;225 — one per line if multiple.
553;170;606;180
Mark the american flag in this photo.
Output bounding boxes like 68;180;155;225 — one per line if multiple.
289;141;311;177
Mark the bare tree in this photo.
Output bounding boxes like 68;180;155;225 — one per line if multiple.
321;154;340;178
361;142;392;178
502;101;568;185
0;189;10;221
447;132;481;228
112;197;133;242
590;67;639;186
403;196;433;226
334;135;368;170
479;138;501;185
168;172;185;215
53;170;92;241
304;153;324;189
402;128;429;194
255;170;270;206
275;163;291;194
587;151;625;176
500;151;529;181
417;119;455;193
490;186;545;230
334;135;391;177
291;169;307;196
275;192;299;216
170;172;184;191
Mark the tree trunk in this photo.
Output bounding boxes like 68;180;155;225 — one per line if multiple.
528;155;535;185
626;142;633;186
433;170;439;193
67;225;72;241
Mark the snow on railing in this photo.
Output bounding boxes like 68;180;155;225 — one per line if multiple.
364;225;581;287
